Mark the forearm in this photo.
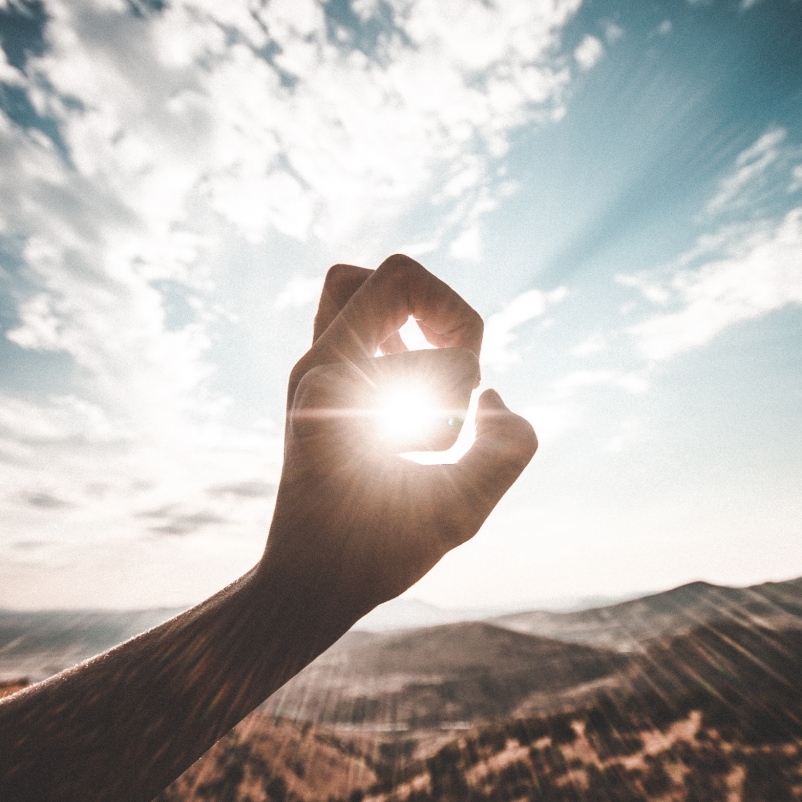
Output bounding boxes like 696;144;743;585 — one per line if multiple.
0;563;350;802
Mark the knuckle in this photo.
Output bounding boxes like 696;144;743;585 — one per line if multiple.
377;253;423;286
292;364;328;409
471;309;484;338
325;263;355;286
289;357;311;390
323;263;364;298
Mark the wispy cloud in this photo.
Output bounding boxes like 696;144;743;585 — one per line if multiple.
628;206;802;361
207;480;277;499
570;333;607;357
615;128;802;364
606;417;642;453
274;277;325;311
148;510;230;537
705;127;786;216
520;403;578;446
482;286;568;370
616;274;671;305
552;369;649;398
790;164;802;194
18;490;73;510
0;0;584;603
574;34;604;71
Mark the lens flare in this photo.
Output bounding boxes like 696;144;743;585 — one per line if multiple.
375;382;438;444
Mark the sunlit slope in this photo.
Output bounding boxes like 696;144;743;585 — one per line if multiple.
157;717;376;802
493;576;802;651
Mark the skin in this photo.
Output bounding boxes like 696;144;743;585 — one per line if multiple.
0;254;537;802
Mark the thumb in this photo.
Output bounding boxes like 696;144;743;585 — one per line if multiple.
449;389;537;529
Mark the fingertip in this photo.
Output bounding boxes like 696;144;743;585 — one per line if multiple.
477;388;505;409
474;388;538;464
313;264;373;342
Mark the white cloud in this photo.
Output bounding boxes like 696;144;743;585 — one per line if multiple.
656;20;672;35
616;273;671;305
570;332;607;357
606;417;642;453
482;286;567;370
0;392;127;449
551;369;648;398
3;0;584;412
520;403;578;445
274;276;325;311
448;225;482;261
574;35;604;71
0;0;585;603
629;206;802;361
706;127;786;216
603;22;624;43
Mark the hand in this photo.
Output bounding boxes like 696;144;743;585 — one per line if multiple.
0;255;537;802
259;255;537;637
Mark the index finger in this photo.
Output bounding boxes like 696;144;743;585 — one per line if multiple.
314;254;483;366
312;264;373;343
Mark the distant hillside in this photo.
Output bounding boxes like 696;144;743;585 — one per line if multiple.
493;576;802;651
266;622;627;726
2;575;801;683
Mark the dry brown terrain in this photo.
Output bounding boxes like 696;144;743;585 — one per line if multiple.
157;614;802;801
4;577;802;800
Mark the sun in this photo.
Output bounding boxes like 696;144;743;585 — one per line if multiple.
374;381;439;445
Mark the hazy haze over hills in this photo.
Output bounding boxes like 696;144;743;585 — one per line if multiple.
3;575;800;683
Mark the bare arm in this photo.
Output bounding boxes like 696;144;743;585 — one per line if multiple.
0;255;537;802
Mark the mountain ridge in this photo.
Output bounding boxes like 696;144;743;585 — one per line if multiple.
2;575;801;682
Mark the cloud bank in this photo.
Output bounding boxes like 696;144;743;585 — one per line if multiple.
0;0;587;605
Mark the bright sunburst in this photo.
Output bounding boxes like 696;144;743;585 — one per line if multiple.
375;382;439;445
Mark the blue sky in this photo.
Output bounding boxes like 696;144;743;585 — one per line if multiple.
0;0;800;610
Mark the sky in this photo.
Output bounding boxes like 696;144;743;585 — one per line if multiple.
0;0;800;611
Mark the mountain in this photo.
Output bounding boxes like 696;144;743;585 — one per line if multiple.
492;576;802;651
265;622;628;727
5;579;802;800
158;618;802;802
2;575;801;682
353;598;514;631
350;591;645;632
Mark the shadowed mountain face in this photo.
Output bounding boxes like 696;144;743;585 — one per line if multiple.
266;622;628;726
265;578;802;729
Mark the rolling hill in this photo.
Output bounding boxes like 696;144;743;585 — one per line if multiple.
4;577;802;800
265;622;627;726
493;576;802;651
